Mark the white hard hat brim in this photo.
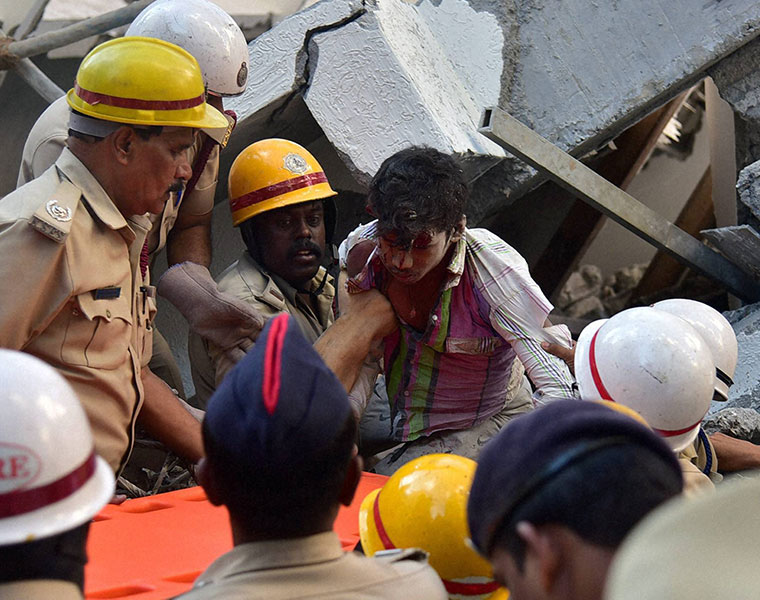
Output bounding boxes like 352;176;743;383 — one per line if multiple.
0;455;114;546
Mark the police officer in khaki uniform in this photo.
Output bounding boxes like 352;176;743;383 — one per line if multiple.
17;0;255;399
0;37;229;473
186;139;338;406
181;314;446;599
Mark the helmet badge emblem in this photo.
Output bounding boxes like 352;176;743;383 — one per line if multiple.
237;62;248;88
46;200;73;222
0;443;42;491
283;153;309;175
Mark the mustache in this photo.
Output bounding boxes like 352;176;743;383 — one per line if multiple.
288;239;323;259
168;180;185;194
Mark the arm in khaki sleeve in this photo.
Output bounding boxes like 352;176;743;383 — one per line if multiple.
314;270;397;394
166;210;212;268
158;262;265;366
0;220;72;349
138;366;204;463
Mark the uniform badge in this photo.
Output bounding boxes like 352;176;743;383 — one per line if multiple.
46;200;72;222
283;153;309;175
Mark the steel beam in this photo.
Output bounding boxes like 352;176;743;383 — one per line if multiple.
479;106;760;302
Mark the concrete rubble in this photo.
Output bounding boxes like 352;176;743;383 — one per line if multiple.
554;263;647;320
226;0;760;226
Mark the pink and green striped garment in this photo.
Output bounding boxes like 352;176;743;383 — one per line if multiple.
342;221;575;442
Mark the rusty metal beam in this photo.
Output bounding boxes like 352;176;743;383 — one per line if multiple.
479;106;760;302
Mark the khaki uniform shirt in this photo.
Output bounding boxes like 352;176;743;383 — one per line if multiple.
0;149;155;473
678;429;722;496
17;96;219;258
177;531;447;599
0;580;83;600
189;252;335;406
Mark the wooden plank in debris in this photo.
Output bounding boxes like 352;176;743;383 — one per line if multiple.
631;167;715;302
531;92;688;301
701;225;760;281
479;106;760;302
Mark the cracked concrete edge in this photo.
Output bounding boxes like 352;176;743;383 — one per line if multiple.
303;0;508;183
226;0;366;126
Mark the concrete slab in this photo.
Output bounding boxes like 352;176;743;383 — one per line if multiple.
229;0;760;223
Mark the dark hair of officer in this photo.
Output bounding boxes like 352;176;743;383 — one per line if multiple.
202;412;357;538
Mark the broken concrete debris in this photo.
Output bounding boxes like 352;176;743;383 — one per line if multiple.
555;263;647;320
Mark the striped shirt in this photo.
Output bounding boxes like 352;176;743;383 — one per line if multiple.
340;222;576;441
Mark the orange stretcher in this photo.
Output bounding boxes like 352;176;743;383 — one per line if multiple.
84;472;389;599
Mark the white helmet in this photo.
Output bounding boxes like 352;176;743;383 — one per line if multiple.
574;307;715;452
653;299;738;402
0;350;114;545
127;0;249;96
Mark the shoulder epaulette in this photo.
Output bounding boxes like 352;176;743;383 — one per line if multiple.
29;179;81;243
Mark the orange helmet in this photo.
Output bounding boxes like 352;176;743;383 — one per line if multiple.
359;454;508;599
228;138;337;226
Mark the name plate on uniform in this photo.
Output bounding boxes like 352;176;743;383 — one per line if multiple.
93;287;121;300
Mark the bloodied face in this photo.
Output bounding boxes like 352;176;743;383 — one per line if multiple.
377;224;462;286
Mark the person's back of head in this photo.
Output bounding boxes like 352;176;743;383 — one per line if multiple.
0;350;113;592
198;313;360;540
468;400;683;600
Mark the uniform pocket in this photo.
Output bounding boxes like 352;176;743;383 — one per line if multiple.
61;292;132;370
444;336;501;355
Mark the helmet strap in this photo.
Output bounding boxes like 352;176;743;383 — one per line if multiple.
68;111;123;139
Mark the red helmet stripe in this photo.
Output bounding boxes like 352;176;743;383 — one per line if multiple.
75;83;205;111
230;172;328;213
262;314;289;415
654;422;702;438
588;329;614;401
590;329;703;439
372;490;396;550
0;451;96;518
442;579;502;596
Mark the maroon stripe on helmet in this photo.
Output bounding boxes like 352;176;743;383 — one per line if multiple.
263;314;289;416
372;490;396;550
0;452;96;518
442;579;502;596
75;83;204;111
654;421;702;438
588;329;614;401
590;329;703;438
230;172;328;213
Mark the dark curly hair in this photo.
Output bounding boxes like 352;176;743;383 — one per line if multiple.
368;146;468;248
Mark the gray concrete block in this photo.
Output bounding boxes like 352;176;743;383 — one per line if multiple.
227;0;760;224
708;303;760;416
736;159;760;230
703;408;760;444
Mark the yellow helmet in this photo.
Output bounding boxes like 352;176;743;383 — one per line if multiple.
359;454;508;600
228;138;337;226
67;36;228;130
